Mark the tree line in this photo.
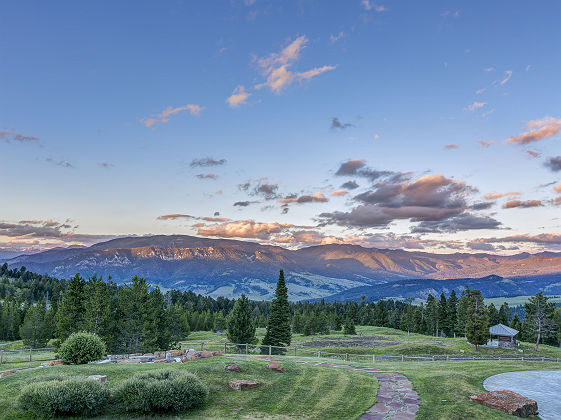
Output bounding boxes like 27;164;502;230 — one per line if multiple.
1;264;561;351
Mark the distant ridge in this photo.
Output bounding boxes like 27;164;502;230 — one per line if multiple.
6;235;561;301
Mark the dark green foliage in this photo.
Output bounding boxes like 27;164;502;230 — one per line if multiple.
227;294;256;345
438;293;448;336
114;370;208;413
466;290;489;350
446;290;458;337
56;273;87;340
168;303;190;345
143;287;172;352
343;315;356;335
262;270;291;350
510;313;522;332
19;378;110;418
117;275;149;353
488;303;499;326
498;302;511;325
58;332;106;364
455;288;470;336
524;292;556;350
19;301;51;348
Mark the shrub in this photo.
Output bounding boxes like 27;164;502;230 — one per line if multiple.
19;378;109;418
114;369;208;413
58;332;106;364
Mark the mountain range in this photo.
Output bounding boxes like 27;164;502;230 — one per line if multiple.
5;235;561;301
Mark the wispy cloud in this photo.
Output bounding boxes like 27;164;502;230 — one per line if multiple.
444;144;460;150
505;116;561;145
465;101;487;111
196;173;218;180
254;35;335;93
502;199;542;209
544;156;561;172
361;0;387;12
98;162;113;169
142;104;202;128
483;191;520;200
329;32;345;43
478;140;495;148
190;157;227;167
500;70;512;85
226;85;251;108
279;192;328;204
0;130;39;143
45;158;74;168
330;189;348;196
331;117;353;130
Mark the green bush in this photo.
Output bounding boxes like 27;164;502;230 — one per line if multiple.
58;332;106;364
19;378;109;418
114;369;208;413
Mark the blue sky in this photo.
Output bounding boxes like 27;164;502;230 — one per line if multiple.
1;0;560;255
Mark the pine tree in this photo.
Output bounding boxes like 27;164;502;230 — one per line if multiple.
317;312;330;335
262;270;291;353
227;294;256;346
143;287;171;352
438;293;448;337
446;290;458;337
213;311;227;332
117;275;149;353
524;292;555;351
425;294;438;336
56;273;86;341
466;289;488;350
455;288;470;336
498;302;511;325
400;299;414;335
303;316;313;336
488;303;499;325
168;303;190;347
343;314;356;335
292;312;303;334
19;301;51;348
510;313;522;332
84;275;114;348
333;313;342;331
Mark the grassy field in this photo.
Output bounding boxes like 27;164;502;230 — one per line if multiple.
186;326;561;358
484;294;561;307
0;357;378;420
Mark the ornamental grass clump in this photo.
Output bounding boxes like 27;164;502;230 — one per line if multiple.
19;378;110;418
114;369;209;413
58;332;106;364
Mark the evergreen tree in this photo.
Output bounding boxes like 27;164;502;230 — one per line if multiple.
446;290;458;337
303;316;313;336
143;287;171;352
524;292;555;351
117;275;149;353
19;301;51;348
56;273;86;340
213;311;227;332
374;300;389;327
333;312;342;331
438;293;448;337
466;289;488;350
84;275;114;348
168;303;190;347
227;294;256;346
292;312;303;334
425;294;438;336
262;270;291;352
317;312;330;335
488;303;499;326
498;302;511;325
455;288;470;336
400;299;414;335
343;314;356;335
510;313;523;333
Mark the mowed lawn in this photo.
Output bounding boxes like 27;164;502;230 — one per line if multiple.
0;357;378;420
332;358;561;420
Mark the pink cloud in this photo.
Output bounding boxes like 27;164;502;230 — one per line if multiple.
142;104;202;128
226;85;251;108
483;191;521;200
505;116;561;145
330;189;348;197
502;199;542;209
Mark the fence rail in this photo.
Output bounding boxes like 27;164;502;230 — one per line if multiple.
179;341;561;363
0;348;56;365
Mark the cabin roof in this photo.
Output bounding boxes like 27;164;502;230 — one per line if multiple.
489;323;518;337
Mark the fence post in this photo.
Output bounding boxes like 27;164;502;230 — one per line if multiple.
30;348;33;362
542;357;545;362
446;355;449;361
224;343;227;354
294;347;297;356
269;345;272;356
372;354;375;363
245;343;248;355
345;353;348;361
201;342;204;351
318;351;321;359
0;349;3;364
432;356;435;362
401;355;404;362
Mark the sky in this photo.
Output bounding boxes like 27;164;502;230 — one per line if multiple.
1;0;561;256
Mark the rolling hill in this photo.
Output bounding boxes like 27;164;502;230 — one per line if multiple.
6;235;561;300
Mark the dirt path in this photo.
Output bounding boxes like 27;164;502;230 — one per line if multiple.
299;361;419;420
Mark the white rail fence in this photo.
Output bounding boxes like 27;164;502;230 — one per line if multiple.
179;341;561;363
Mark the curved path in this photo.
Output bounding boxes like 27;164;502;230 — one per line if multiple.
299;361;419;419
484;370;561;420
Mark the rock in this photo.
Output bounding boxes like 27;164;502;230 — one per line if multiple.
187;350;220;360
470;390;538;417
229;379;261;391
268;362;286;373
167;350;183;358
117;358;142;364
0;370;16;378
48;360;64;366
174;357;182;363
153;358;168;363
225;364;241;372
87;375;107;383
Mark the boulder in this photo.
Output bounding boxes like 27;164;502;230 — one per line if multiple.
117;358;142;364
229;379;261;391
225;364;241;372
48;360;64;366
268;362;286;373
87;375;107;383
470;390;538;417
167;350;183;358
186;350;222;361
153;358;168;363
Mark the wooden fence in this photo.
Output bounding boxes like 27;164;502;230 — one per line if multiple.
179;341;561;363
0;348;56;365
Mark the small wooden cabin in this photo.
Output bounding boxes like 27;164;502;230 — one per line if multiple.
489;324;518;348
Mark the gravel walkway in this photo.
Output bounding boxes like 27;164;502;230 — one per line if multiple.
299;361;419;419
